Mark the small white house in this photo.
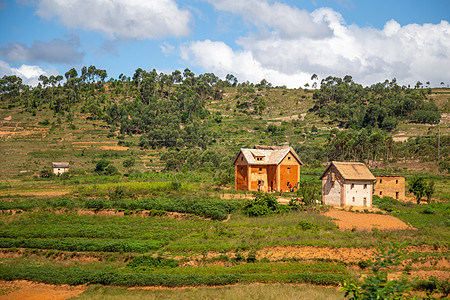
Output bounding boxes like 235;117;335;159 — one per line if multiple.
319;161;375;207
52;162;69;175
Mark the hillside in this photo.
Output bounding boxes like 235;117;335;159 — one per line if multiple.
1;72;449;181
0;71;449;298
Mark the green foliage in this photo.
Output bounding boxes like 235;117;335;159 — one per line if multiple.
295;179;320;206
39;168;54;178
95;159;118;175
242;192;289;217
84;198;107;210
297;220;319;231
341;245;414;299
123;157;136;170
0;264;239;287
126;256;179;270
409;176;426;204
288;272;347;286
372;195;400;213
0;237;164;253
313;76;440;130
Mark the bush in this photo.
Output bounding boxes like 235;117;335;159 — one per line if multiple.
0;264;240;287
242;192;289;217
297;220;319;231
126;256;179;269
341;245;414;299
422;206;436;215
84;198;107;210
95;160;119;175
288;272;347;286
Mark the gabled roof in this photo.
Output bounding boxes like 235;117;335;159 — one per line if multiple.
319;161;375;181
233;147;303;166
52;162;69;168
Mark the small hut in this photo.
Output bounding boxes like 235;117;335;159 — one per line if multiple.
52;162;69;175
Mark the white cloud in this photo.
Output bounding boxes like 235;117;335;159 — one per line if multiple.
0;61;56;86
207;0;332;39
180;40;311;87
34;0;191;39
182;4;450;87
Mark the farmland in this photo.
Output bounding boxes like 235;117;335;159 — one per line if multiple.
0;73;449;298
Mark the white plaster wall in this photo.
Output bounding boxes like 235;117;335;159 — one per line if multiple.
344;181;372;207
322;178;341;206
53;168;69;175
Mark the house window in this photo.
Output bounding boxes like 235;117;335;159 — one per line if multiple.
396;192;399;199
363;184;367;189
259;167;262;172
380;179;382;184
241;157;243;161
380;191;382;195
256;157;263;161
351;183;354;189
396;179;398;184
288;156;291;160
352;197;355;202
287;167;291;174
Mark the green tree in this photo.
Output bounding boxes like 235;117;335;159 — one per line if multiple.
409;176;426;204
123;157;136;172
424;180;435;204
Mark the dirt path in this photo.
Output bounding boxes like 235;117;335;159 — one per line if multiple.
0;190;70;197
0;280;86;300
325;210;414;231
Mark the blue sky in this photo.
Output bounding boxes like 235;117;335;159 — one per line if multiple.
1;0;449;87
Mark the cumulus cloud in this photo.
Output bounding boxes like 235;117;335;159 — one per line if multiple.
34;0;191;39
207;0;332;39
0;36;84;64
180;40;311;87
181;4;450;87
0;61;56;86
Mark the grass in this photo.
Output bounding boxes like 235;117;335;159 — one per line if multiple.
75;283;345;300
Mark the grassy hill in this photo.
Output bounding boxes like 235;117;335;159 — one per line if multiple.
0;74;449;298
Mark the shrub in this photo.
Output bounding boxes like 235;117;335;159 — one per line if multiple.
84;198;107;210
297;220;319;231
341;245;414;299
242;192;289;217
126;256;179;269
288;272;347;286
422;207;436;215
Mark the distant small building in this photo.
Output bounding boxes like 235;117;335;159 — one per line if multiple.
320;161;375;207
233;146;303;192
373;176;405;201
52;162;69;175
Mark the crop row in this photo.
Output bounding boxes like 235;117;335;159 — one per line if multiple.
0;195;241;220
0;238;164;253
